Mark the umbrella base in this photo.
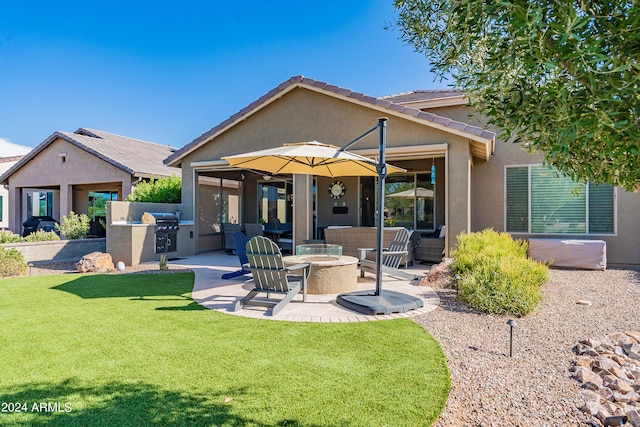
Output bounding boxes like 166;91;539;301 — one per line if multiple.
336;289;424;315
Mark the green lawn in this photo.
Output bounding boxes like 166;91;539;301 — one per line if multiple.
0;273;449;426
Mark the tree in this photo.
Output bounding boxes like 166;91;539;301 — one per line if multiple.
394;0;640;191
126;175;181;203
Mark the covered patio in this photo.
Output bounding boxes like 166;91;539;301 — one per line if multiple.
175;251;440;322
165;77;495;260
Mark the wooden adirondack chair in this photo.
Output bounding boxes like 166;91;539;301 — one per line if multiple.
359;228;419;281
221;231;251;279
234;236;310;316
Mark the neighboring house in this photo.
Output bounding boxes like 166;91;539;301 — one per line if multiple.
0;128;179;236
0;156;24;229
165;75;640;267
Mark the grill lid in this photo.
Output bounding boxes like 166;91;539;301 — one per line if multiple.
141;212;179;225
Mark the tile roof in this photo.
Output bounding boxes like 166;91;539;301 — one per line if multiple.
0;129;179;184
165;75;495;166
378;89;465;104
0;155;24;163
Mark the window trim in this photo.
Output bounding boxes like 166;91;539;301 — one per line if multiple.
503;164;617;236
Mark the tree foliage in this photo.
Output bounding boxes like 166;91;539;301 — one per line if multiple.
394;0;640;191
126;175;181;203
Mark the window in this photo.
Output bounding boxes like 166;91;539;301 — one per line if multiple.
88;191;118;220
258;181;292;226
384;173;435;231
26;191;53;217
0;195;3;221
505;165;615;234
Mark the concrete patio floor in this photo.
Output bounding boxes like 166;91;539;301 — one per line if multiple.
173;251;440;322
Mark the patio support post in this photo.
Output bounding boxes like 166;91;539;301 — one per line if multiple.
293;174;314;244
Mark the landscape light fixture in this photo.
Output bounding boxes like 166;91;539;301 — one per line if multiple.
506;319;518;357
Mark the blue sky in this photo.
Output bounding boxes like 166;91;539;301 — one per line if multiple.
0;1;449;155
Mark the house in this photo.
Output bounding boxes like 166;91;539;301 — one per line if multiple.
0;156;24;230
0;128;180;237
166;75;640;267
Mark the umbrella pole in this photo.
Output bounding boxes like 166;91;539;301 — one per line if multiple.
375;118;387;296
335;118;424;315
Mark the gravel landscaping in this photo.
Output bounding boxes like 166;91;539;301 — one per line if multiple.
415;267;640;426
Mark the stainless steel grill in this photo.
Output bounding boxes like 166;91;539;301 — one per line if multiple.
141;212;179;253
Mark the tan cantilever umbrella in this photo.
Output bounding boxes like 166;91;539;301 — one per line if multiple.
388;187;434;198
223;119;422;315
222;141;406;177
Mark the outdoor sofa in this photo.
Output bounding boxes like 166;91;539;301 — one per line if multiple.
323;226;413;267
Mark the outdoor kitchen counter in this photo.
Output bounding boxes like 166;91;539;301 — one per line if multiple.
282;255;358;294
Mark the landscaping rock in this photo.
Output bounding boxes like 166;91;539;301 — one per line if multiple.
419;259;454;289
627;409;640;427
575;332;640;427
76;252;114;273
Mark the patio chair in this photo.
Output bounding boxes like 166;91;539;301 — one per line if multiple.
234;236;310;316
244;223;264;239
222;223;241;254
221;231;251;279
359;228;419;281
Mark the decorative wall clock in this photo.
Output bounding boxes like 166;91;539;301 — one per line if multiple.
328;181;346;199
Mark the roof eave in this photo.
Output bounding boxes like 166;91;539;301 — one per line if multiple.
165;76;496;166
0;132;60;183
396;96;468;109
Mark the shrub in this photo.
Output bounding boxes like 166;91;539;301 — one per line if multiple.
23;230;60;242
0;231;24;244
0;247;27;278
159;254;168;271
451;229;548;317
57;211;90;240
126;175;181;203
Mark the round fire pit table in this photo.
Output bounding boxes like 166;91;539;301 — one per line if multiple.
282;255;358;294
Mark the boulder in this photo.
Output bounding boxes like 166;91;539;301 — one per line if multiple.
77;252;114;273
627;409;640;427
421;261;453;287
626;332;640;343
576;366;605;387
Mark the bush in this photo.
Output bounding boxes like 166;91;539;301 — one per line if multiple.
0;247;27;278
24;230;61;242
451;229;548;317
126;175;181;203
0;231;24;244
57;211;90;240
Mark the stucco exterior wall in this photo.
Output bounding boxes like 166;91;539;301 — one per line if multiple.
7;138;132;233
179;87;474;254
9;138;131;188
472;139;640;267
0;159;20;229
106;201;195;266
